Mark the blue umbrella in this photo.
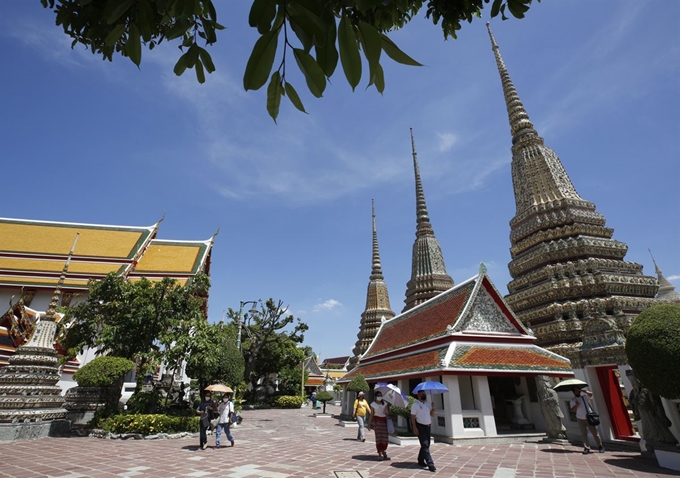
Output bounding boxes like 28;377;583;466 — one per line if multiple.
412;381;449;394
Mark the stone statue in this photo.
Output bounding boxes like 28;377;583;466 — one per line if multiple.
536;376;567;439
627;371;677;447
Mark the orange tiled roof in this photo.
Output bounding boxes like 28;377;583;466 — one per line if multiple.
341;349;444;382
450;344;571;372
364;282;474;358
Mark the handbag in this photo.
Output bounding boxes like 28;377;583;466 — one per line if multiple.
582;396;600;426
386;417;395;434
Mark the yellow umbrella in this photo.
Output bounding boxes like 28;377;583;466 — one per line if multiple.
205;384;233;393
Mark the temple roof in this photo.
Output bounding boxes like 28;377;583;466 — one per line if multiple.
339;266;572;383
0;217;213;290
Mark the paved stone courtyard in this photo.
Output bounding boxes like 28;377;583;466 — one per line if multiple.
1;404;677;478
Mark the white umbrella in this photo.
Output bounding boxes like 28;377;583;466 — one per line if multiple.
552;379;587;392
374;383;408;408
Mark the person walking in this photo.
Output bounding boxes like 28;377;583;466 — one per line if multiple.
411;390;436;472
196;393;215;450
368;391;390;461
352;391;370;442
310;391;316;408
215;393;235;448
570;386;605;454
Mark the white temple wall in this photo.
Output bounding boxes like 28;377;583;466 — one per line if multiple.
474;375;497;436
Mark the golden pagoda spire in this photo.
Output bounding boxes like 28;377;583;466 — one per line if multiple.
486;22;583;213
348;200;395;369
43;233;79;322
403;129;453;312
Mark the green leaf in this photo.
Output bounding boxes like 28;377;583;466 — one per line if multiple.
338;16;361;91
195;59;206;84
243;29;279;91
369;62;384;94
165;21;191;40
198;47;215;73
358;23;381;66
507;0;530;19
173;52;189;76
105;0;133;24
127;23;142;67
288;2;326;47
266;71;283;122
249;0;276;33
284;82;307;113
104;24;125;46
380;33;422;67
358;22;381;88
186;43;200;67
293;48;326;98
490;0;503;18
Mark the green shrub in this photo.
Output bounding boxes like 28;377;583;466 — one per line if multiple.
271;395;305;408
626;303;680;399
126;390;163;414
99;414;200;434
74;356;135;387
316;390;333;402
389;395;416;420
347;373;369;393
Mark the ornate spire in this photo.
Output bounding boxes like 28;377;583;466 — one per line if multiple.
488;24;658;368
348;200;395;370
649;249;680;302
370;199;384;280
411;128;434;237
43;233;79;322
403;129;454;312
486;22;583;214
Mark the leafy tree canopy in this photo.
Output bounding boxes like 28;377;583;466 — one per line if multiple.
228;298;308;391
625;303;680;400
40;0;538;121
59;272;210;385
184;318;245;393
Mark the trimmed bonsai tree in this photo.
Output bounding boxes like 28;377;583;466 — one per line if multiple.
315;390;333;414
625;303;680;400
73;356;135;416
347;373;369;394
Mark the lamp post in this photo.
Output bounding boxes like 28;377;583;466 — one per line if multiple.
236;300;259;351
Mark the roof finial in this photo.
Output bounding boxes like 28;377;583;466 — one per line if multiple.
648;247;662;275
370;199;383;279
410;128;433;237
44;233;79;321
485;22;540;146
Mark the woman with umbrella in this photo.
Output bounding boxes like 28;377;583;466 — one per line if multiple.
196;389;216;450
367;390;391;461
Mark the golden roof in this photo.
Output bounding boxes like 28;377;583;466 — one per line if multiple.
133;240;208;275
0;218;154;259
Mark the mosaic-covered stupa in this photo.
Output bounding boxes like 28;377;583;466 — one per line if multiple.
0;236;78;436
348;200;395;370
403;129;454;312
486;24;658;367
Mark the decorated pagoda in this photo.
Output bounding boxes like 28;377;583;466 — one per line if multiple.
485;23;658;369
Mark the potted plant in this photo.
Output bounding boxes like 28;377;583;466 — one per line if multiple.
625;303;680;470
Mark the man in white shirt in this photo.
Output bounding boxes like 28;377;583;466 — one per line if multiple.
411;390;436;472
569;386;604;454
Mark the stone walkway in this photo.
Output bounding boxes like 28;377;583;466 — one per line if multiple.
1;404;677;478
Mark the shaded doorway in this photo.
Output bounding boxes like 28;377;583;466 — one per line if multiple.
488;376;517;430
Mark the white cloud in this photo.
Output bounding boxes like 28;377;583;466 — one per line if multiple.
667;275;680;282
312;299;342;312
436;132;457;152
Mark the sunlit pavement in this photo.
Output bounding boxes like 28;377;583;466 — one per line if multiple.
1;404;675;478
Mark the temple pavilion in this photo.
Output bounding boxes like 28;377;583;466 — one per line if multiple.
0;216;215;390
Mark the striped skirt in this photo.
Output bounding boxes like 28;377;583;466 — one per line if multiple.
373;416;389;452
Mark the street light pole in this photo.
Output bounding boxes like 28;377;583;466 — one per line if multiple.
236;300;258;351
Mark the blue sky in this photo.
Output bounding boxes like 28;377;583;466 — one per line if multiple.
2;1;678;361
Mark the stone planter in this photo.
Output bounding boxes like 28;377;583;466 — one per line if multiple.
389;435;420;446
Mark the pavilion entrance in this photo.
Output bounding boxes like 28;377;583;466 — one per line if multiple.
596;366;634;439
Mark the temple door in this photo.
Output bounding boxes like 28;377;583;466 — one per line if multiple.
596;366;634;438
